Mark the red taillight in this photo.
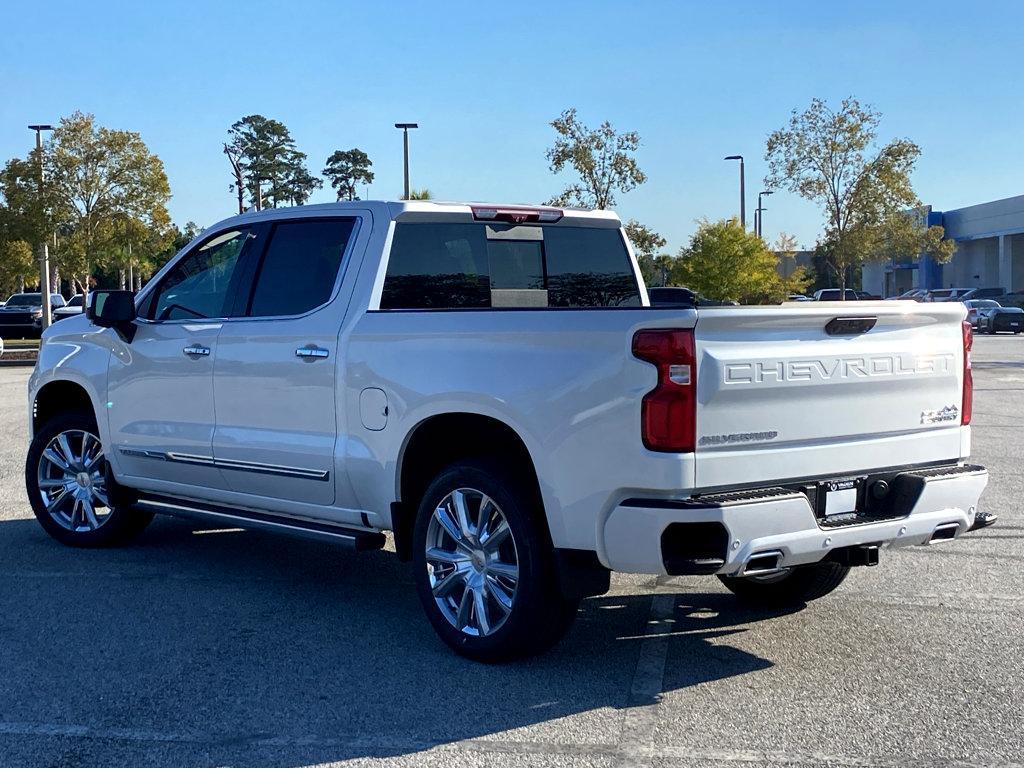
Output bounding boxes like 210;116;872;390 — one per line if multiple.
962;319;973;425
632;329;697;452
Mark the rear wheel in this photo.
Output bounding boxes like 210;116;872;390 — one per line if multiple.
412;459;577;662
25;410;152;547
718;560;850;606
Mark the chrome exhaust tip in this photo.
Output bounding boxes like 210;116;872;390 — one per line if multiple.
929;522;960;543
743;550;785;576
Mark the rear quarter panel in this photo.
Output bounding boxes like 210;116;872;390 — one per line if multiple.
343;308;698;551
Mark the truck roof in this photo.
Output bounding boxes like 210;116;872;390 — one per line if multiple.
215;200;622;228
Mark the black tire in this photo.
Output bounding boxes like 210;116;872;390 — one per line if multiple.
717;560;850;607
412;459;578;662
25;410;152;548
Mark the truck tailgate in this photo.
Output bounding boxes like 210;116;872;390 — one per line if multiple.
693;302;967;489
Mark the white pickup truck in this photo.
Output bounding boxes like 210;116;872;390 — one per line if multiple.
25;200;988;661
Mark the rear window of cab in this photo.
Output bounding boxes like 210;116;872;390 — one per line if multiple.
380;222;641;310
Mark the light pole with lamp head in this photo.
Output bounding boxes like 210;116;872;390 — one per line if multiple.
394;123;418;199
755;190;773;238
28;124;54;330
724;155;745;229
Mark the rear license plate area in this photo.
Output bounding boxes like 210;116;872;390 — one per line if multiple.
807;478;864;523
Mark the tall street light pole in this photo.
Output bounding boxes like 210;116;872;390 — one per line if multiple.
755;190;773;238
394;123;418;199
28;124;54;330
724;155;745;230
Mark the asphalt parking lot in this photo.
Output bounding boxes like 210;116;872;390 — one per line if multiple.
0;336;1021;767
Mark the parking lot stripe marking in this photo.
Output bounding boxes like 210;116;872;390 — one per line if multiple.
615;592;676;762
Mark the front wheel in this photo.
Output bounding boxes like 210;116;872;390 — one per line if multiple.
25;410;152;547
718;560;850;607
412;459;578;662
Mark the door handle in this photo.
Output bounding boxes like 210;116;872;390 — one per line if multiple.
183;345;211;357
296;346;329;359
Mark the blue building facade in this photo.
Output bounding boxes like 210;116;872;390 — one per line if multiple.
862;195;1024;297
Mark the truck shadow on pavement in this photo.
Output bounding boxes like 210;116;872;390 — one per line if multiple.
0;515;794;766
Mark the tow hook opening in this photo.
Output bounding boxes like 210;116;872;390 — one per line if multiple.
929;522;960;543
829;543;880;567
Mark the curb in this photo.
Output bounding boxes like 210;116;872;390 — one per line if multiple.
0;359;36;368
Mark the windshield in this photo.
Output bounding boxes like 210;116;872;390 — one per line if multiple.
65;295;84;307
973;300;1000;308
4;294;41;307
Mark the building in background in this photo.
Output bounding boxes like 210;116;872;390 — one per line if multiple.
776;250;815;283
863;194;1024;297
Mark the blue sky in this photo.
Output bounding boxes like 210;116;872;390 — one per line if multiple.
1;0;1022;253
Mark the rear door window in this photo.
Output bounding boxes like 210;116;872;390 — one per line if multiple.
380;223;639;309
379;223;490;309
246;218;356;317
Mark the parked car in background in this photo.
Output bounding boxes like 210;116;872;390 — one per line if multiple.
647;287;738;307
812;288;860;301
926;288;973;302
903;288;929;300
0;293;67;337
52;294;86;321
787;293;812;301
977;305;1024;334
648;286;696;307
995;292;1024;310
964;299;1001;329
960;287;1006;301
855;291;882;300
886;288;928;301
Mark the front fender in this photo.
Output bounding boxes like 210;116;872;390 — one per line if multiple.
30;319;115;446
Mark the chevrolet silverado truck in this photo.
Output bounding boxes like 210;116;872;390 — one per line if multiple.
25;201;988;661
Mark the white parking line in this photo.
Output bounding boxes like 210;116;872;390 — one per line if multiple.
616;592;676;760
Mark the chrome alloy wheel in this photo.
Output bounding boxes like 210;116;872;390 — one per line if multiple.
425;487;519;637
36;429;111;532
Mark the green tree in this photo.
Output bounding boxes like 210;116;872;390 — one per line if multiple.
99;212;174;290
866;207;956;266
0;238;37;295
143;221;202;289
670;218;787;304
227;115;321;209
623;219;668;286
546;108;646;209
0;152;63;288
765;97;951;297
278;152;322;206
323;149;374;201
30;112;172;293
405;188;432;200
774;232;812;296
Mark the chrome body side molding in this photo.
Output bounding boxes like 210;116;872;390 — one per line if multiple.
118;448;329;481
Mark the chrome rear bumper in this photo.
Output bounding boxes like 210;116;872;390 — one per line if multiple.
601;464;989;576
